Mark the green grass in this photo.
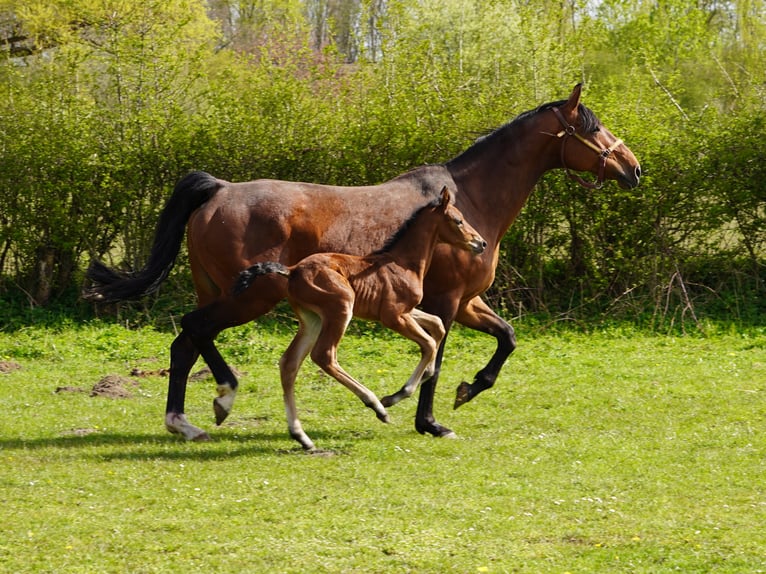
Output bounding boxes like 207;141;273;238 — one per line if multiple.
1;320;765;573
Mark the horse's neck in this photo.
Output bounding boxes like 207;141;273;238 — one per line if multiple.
447;122;554;243
384;216;440;279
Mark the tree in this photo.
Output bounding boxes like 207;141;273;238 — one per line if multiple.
0;0;218;303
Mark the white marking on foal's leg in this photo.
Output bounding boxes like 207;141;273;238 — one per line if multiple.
165;413;211;441
213;383;237;425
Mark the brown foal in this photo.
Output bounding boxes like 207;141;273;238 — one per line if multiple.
233;187;486;449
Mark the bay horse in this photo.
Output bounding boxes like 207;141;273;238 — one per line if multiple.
84;84;641;442
232;187;486;450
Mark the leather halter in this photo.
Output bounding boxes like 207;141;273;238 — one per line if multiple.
550;106;623;190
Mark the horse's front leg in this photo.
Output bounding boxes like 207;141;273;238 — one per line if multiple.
414;335;457;438
453;295;516;409
412;298;459;438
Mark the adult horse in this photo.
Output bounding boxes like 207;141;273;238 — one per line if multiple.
84;84;641;441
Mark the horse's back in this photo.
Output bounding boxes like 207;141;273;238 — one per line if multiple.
186;167;453;296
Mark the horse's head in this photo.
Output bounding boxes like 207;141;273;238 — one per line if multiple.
437;187;487;254
545;84;641;190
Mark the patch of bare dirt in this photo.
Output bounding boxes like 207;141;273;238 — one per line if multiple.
126;365;245;382
0;361;21;374
189;366;244;382
90;375;139;398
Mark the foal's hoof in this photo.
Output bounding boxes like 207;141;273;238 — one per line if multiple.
454;381;472;409
376;411;391;424
192;431;212;442
380;394;395;408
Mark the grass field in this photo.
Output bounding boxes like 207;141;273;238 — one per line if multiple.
1;319;764;573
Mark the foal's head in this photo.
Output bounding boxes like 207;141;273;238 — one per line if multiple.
433;187;486;254
376;187;486;256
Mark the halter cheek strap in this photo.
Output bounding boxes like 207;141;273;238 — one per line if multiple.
550;106;623;190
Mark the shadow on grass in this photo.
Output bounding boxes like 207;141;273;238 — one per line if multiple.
0;429;362;460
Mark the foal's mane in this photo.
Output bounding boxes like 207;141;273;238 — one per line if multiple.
373;196;444;255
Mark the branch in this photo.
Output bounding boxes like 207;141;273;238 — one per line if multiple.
649;68;690;121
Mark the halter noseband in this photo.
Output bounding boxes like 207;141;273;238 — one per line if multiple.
550;106;623;190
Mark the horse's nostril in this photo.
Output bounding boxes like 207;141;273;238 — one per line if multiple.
635;165;642;179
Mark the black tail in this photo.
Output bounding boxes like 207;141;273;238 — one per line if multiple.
232;262;290;296
83;171;223;303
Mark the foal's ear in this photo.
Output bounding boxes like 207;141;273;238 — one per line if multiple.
561;83;583;112
439;185;452;207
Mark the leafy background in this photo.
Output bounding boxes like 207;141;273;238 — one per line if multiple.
0;0;764;329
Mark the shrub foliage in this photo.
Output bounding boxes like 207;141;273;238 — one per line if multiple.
0;0;763;328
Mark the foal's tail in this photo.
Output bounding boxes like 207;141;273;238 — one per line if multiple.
83;171;223;303
232;262;290;296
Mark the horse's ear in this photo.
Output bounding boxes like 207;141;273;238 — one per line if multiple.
562;83;583;112
439;186;452;207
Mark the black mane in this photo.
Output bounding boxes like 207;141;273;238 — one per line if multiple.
373;196;443;255
448;100;601;168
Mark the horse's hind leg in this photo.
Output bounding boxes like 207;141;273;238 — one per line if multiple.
279;309;322;450
310;308;390;424
180;303;244;425
381;309;445;408
167;292;281;439
165;331;210;440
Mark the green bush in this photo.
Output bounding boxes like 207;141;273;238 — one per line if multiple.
0;0;763;329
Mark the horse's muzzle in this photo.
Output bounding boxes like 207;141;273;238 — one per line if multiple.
618;165;641;189
469;238;487;254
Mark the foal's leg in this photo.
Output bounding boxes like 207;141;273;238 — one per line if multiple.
309;306;390;424
279;309;322;450
410;308;446;380
453;296;516;409
381;309;445;407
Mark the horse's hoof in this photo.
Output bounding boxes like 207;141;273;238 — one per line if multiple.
415;420;454;438
192;431;212;442
380;395;394;408
213;399;230;425
454;381;471;409
166;413;210;441
377;412;391;424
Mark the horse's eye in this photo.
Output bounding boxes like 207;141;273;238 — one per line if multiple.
455;219;463;226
